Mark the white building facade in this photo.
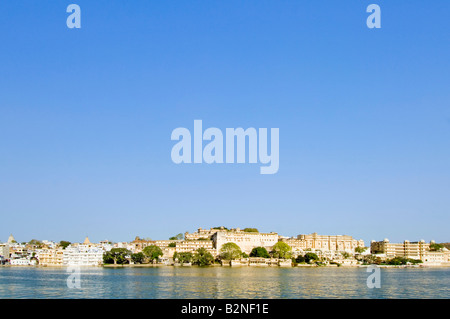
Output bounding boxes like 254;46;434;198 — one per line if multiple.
63;245;104;266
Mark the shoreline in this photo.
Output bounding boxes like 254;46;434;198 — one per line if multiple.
2;263;450;269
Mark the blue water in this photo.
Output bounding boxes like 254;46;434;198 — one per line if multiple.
0;266;448;299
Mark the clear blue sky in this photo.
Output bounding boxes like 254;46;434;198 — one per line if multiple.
1;1;449;245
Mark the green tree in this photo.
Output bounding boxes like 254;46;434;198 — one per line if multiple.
193;248;214;266
304;252;319;263
430;243;444;251
407;258;423;264
219;242;242;260
296;255;306;263
387;257;407;265
243;228;259;233
59;241;71;249
341;252;351;259
143;245;163;262
168;242;176;247
213;226;229;230
386;257;422;265
28;239;43;248
362;254;377;265
250;247;270;258
103;252;114;264
131;252;145;264
169;233;184;240
355;247;367;254
271;242;292;259
104;248;131;265
175;252;193;264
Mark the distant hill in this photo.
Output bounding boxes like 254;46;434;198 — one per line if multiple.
439;243;450;250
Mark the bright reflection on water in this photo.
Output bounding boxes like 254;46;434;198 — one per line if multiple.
0;267;449;299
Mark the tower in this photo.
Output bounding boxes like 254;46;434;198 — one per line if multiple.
83;236;91;245
7;234;15;244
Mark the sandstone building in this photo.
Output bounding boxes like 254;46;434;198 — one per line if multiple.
281;232;365;254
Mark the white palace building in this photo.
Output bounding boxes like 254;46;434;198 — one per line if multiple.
62;237;104;266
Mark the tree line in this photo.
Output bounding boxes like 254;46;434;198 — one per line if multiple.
103;241;295;266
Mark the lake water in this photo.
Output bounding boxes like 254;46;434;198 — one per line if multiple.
0;266;449;299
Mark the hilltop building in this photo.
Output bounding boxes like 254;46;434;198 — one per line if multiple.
211;228;279;254
281;233;365;254
184;227;224;240
174;240;216;256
